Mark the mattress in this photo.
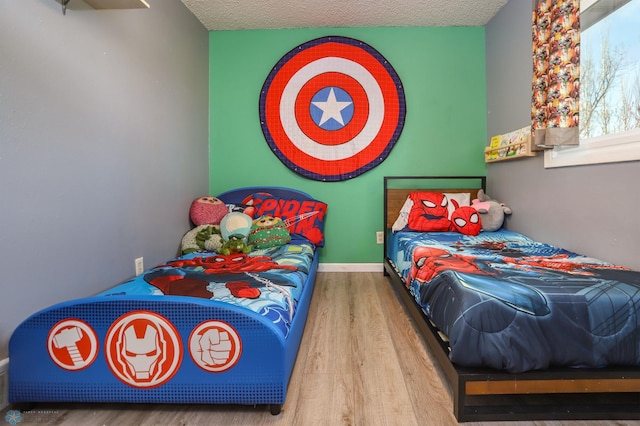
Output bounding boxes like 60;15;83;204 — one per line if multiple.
388;229;640;373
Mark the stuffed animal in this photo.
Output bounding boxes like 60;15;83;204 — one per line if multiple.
449;206;482;236
248;215;291;249
180;224;223;255
218;212;254;255
190;196;229;226
218;236;253;255
471;189;512;232
220;212;253;241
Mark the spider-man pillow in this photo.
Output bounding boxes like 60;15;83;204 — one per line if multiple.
393;192;470;232
407;192;452;232
450;205;482;236
250;194;327;246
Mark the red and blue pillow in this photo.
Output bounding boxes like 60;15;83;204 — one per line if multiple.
249;194;327;246
406;191;481;236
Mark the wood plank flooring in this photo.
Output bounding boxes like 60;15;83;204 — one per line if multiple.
3;272;639;425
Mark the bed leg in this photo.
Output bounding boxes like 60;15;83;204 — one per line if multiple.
269;404;282;415
10;402;34;412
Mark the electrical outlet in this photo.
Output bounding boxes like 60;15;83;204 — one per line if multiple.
376;231;384;244
0;357;8;410
135;257;144;276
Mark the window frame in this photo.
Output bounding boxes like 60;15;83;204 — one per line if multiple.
544;128;640;168
543;0;640;169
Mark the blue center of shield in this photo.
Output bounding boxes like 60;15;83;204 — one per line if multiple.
310;87;354;130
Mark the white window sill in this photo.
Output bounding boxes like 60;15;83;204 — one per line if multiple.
544;128;640;168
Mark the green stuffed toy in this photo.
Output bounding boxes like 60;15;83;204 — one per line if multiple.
218;236;253;255
181;225;223;255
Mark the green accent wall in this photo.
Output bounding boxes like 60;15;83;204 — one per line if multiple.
209;27;487;264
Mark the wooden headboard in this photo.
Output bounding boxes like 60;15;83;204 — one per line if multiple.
384;176;486;230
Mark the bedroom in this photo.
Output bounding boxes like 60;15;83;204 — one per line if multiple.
1;0;638;423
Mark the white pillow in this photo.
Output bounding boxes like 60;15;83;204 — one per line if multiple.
445;192;471;217
391;192;471;232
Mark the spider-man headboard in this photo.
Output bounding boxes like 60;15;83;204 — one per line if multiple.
217;186;327;247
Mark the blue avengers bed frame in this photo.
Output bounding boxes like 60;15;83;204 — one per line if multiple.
9;186;320;415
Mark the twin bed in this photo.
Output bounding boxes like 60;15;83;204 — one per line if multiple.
383;176;640;422
9;178;640;422
9;186;325;415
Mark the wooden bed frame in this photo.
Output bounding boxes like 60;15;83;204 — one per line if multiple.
382;176;640;422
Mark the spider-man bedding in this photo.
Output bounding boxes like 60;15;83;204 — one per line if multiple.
388;229;640;373
98;243;315;339
8;187;325;415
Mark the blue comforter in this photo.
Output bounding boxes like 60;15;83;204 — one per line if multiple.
390;230;640;373
98;241;315;338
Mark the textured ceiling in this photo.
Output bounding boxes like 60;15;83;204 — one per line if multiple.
180;0;510;31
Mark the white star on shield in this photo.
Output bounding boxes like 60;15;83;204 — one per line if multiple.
312;87;353;126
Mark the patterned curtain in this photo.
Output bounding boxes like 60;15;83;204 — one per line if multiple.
531;0;580;150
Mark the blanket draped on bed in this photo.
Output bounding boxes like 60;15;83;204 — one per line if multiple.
99;241;315;338
389;230;640;373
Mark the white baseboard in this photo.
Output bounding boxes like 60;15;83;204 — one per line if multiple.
0;357;8;410
318;263;383;272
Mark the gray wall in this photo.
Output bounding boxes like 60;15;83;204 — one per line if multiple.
0;0;209;359
485;0;640;270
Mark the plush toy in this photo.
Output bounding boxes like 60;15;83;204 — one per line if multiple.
248;215;291;249
180;224;223;255
190;196;228;226
220;212;253;241
218;212;254;255
218;236;253;255
471;189;512;232
449;206;482;236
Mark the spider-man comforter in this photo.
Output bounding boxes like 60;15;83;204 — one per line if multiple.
98;241;315;338
389;230;640;373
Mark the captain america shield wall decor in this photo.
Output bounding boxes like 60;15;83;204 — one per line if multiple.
259;36;406;181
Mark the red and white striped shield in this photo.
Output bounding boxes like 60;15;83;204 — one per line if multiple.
259;36;406;181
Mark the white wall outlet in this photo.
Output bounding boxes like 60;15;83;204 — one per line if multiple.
376;231;384;244
135;257;144;276
0;357;8;410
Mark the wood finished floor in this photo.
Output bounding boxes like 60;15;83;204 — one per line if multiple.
3;272;639;425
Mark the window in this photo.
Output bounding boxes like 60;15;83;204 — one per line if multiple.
544;0;640;168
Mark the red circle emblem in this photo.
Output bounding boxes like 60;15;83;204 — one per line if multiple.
47;319;98;371
105;311;183;388
260;36;405;181
188;320;242;373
